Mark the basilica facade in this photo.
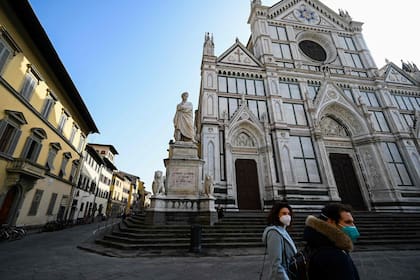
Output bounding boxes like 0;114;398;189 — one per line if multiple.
196;0;420;212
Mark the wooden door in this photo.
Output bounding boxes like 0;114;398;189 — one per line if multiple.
0;187;17;224
235;159;261;210
329;153;366;210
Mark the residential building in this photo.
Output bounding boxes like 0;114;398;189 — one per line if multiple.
0;1;98;226
196;0;420;212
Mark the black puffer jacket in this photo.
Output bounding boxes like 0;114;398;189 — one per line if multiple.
303;215;360;280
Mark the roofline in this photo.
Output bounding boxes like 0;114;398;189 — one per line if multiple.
88;143;119;155
7;0;99;134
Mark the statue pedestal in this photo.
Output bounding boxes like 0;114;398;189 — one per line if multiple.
146;141;217;225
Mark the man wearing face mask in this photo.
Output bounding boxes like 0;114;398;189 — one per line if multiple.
303;203;360;280
262;203;297;280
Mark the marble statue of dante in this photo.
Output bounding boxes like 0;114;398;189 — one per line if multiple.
173;92;195;141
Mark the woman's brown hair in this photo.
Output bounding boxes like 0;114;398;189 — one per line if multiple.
267;202;293;226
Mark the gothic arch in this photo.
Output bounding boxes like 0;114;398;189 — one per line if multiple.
316;102;369;137
207;95;214;116
228;119;265;148
207;141;215;178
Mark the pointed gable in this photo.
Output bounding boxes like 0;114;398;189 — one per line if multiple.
218;39;262;67
268;0;358;32
384;63;416;85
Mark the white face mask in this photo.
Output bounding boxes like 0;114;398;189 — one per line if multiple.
279;214;291;227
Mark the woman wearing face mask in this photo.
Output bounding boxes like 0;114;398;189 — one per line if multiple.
262;203;297;280
303;203;360;280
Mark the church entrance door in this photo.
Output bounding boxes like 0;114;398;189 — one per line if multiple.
235;159;261;210
329;153;366;210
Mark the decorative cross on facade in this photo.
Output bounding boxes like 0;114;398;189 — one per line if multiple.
234;48;244;62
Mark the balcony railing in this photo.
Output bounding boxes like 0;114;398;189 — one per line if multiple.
7;158;46;179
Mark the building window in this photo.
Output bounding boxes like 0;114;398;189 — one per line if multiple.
247;100;268;121
392;95;420;111
268;25;288;41
46;193;58;215
0;40;12;74
20;72;37;101
218;76;265;96
77;135;85;153
21;128;47;163
69;124;78;143
344;52;364;69
28;189;44;216
58;111;68;133
59;152;72;178
307;84;320;100
401;113;414;128
284;103;307;125
339;36;357;51
370;111;390;132
69;160;79;182
272;43;292;59
41;90;57;119
359;91;380;107
290;136;321;183
45;142;61;171
341;88;355;102
0;111;27;157
381;142;413;186
279;82;301;99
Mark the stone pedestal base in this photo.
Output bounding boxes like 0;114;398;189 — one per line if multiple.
145;195;217;225
147;141;217;225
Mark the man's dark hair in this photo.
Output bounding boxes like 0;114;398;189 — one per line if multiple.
267;202;293;226
319;203;353;224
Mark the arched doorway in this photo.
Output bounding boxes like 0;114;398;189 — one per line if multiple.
0;186;19;224
235;159;261;210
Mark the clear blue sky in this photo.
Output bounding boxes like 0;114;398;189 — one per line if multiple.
28;0;419;191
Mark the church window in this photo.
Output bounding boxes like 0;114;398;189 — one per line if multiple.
272;43;292;59
359;91;380;107
237;79;246;94
227;77;237;93
392;95;419;111
342;88;355;102
370;111;390;132
218;76;265;96
339;36;357;51
218;76;227;92
21;128;47;163
401;114;414;128
218;97;228;119
299;40;326;62
28;189;44;216
268;25;288;41
284;103;307;125
290;136;321;183
345;52;364;68
381;142;413;186
279;82;301;99
228;98;239;118
307;85;320;100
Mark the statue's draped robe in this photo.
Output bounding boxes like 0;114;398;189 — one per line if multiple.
174;101;194;140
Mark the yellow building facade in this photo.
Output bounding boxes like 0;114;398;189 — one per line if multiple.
0;1;98;226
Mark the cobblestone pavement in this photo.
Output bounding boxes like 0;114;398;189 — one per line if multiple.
0;222;419;280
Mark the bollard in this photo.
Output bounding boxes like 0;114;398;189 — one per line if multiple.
190;224;202;253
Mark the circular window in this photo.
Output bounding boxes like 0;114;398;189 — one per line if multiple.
298;40;327;62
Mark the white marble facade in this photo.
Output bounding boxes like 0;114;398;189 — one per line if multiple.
196;0;420;212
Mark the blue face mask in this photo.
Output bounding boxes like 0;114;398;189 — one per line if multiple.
341;225;360;242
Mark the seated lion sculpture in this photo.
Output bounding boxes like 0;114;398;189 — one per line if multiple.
152;170;166;195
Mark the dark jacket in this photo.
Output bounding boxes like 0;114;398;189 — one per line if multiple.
303;215;360;280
